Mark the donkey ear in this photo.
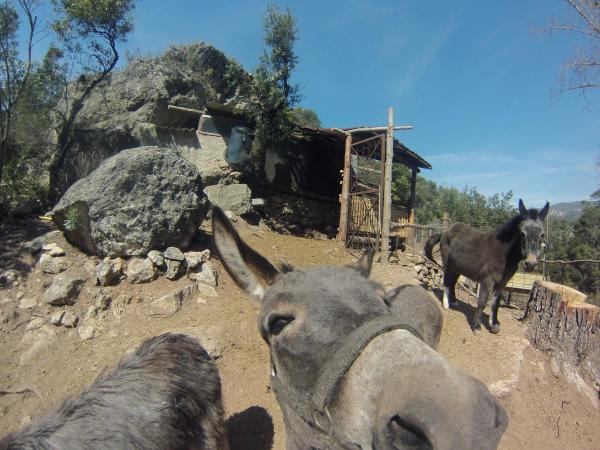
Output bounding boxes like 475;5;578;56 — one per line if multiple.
539;202;550;221
518;199;528;218
347;248;374;278
211;206;279;301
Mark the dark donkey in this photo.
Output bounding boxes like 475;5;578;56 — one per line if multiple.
0;333;228;450
212;206;507;450
424;199;549;333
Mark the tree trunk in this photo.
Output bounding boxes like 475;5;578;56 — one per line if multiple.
522;280;600;386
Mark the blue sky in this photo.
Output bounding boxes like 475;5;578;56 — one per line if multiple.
28;0;600;206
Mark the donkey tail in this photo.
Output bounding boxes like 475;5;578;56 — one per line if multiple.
423;233;442;262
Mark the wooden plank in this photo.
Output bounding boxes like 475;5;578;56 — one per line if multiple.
345;125;413;133
337;134;353;243
505;272;544;291
168;104;205;115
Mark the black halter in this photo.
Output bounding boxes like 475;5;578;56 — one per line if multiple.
270;315;423;444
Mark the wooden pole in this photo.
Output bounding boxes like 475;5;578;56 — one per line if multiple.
408;166;417;223
378;134;386;253
382;107;394;263
338;133;352;244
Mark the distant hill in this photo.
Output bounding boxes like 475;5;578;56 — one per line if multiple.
549;201;592;220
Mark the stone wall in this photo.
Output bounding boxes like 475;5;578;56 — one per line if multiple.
255;189;339;235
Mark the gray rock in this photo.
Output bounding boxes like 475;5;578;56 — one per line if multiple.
188;262;218;287
95;290;112;310
43;274;86;306
184;250;210;271
126;258;157;284
204;183;253;216
16;291;24;301
196;283;219;298
95;257;123;286
78;325;97;340
174;326;226;359
149;293;181;316
48;246;66;257
26;317;45;331
51;42;242;196
61;311;79;328
51;310;65;325
19;297;38;309
165;259;184;280
149;283;201;317
147;250;165;269
42;243;58;251
51;147;210;257
3;269;19;283
24;238;44;254
20;325;57;365
164;247;185;261
39;254;68;274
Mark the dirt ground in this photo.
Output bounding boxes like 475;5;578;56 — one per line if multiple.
0;217;599;449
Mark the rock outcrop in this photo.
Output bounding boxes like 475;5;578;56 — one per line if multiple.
52;146;210;257
54;43;243;195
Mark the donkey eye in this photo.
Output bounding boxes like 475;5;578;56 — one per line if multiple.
268;316;294;335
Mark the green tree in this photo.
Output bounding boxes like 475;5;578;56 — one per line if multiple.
394;172;516;227
240;3;300;176
0;0;37;197
291;107;320;128
546;204;600;303
48;0;135;201
5;47;67;205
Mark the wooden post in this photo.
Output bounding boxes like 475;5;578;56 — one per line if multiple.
382;107;394;264
408;166;417;224
378;136;386;253
338;133;352;244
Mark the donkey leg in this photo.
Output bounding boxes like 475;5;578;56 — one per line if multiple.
489;291;502;334
442;270;459;310
472;282;491;332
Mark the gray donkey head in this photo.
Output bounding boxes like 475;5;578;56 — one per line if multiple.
518;199;549;272
212;207;508;449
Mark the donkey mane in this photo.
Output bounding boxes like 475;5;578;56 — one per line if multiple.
495;215;522;242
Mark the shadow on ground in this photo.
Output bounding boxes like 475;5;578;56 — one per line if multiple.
226;406;274;450
0;218;52;277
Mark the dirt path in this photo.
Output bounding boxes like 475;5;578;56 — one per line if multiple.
0;219;598;449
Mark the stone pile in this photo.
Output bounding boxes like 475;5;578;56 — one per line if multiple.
413;258;443;289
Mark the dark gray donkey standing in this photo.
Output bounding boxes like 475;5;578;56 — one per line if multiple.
424;199;549;334
212;206;507;450
0;333;228;450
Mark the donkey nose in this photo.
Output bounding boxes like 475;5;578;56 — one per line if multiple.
523;260;537;272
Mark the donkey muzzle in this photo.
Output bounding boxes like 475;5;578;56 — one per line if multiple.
523;258;537;272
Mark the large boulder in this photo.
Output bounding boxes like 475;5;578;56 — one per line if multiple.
204;183;253;216
52;147;210;257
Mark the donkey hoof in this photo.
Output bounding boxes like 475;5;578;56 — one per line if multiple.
490;324;500;334
449;300;459;308
472;323;482;333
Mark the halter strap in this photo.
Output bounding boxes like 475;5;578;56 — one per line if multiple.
270;315;423;439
